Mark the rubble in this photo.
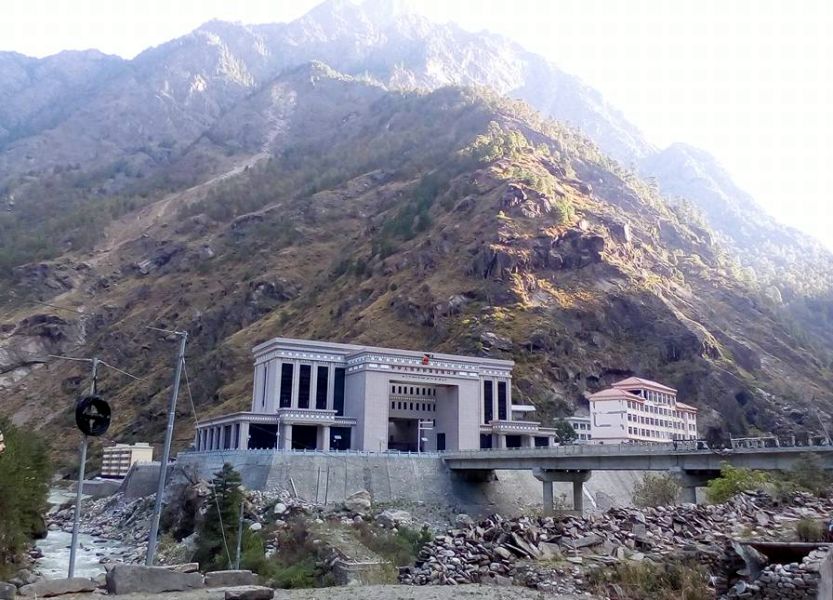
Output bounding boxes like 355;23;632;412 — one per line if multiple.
400;491;833;598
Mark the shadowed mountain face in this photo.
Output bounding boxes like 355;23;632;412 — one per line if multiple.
1;1;831;460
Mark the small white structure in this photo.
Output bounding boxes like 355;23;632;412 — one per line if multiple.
101;442;154;478
588;377;698;444
565;416;592;442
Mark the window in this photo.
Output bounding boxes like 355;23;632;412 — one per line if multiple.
333;368;346;416
409;402;414;410
391;402;395;409
261;364;269;408
315;366;328;410
298;364;311;409
391;385;396;393
483;380;493;424
497;381;507;420
279;363;293;407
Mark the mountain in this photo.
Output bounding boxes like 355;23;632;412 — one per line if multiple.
1;0;832;460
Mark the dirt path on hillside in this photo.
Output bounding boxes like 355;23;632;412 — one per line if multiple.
89;98;290;269
59;584;588;600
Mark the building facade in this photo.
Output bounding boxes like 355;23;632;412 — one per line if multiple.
195;338;556;452
101;442;154;478
589;377;698;444
566;416;592;442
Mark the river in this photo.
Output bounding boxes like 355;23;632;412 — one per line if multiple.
35;488;134;578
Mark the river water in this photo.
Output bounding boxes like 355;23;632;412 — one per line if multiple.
35;488;134;578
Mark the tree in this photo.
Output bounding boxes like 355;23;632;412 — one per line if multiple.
0;420;51;571
194;463;243;571
553;419;578;443
706;463;771;503
632;473;681;507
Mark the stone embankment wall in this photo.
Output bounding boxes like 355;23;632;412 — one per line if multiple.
170;450;642;516
728;546;833;600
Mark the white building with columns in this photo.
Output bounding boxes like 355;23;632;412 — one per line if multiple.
589;377;698;444
194;337;557;452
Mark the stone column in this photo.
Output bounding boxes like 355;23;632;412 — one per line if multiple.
239;422;250;450
495;433;507;449
318;425;331;451
534;469;591;515
266;361;280;413
310;362;319;409
281;422;293;451
218;426;225;450
522;435;535;448
326;364;335;410
542;480;554;517
492;380;498;422
291;362;300;408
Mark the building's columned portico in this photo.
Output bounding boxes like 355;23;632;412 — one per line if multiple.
194;337;555;453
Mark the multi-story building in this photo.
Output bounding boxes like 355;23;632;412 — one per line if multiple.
589;377;698;444
101;442;154;478
195;337;557;452
565;416;592;442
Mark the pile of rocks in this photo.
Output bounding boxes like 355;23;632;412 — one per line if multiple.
725;547;831;599
401;491;833;592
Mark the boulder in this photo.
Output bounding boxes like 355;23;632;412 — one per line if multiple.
205;570;258;588
0;582;15;600
376;509;413;529
344;490;372;515
272;502;288;515
18;578;96;597
105;565;204;595
224;586;275;600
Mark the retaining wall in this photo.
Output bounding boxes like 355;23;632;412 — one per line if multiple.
172;450;644;517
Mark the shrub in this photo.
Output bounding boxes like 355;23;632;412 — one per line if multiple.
796;518;826;542
587;560;711;600
0;420;51;574
553;419;577;443
706;463;771;503
355;522;433;566
632;473;681;507
784;453;832;497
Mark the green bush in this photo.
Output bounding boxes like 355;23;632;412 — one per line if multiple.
355;522;433;566
632;473;681;507
0;420;51;574
706;463;771;503
587;560;711;600
784;453;832;497
796;518;826;542
553;419;577;443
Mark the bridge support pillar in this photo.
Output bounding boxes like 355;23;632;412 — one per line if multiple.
533;469;592;516
668;468;718;504
542;480;554;517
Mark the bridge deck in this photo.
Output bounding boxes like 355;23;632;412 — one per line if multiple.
443;443;833;472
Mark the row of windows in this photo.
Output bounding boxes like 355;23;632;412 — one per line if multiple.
577;433;591;440
391;385;436;396
628;389;675;404
626;400;688;419
571;422;590;431
628;414;689;430
482;380;507;424
261;362;346;415
627;427;695;440
390;401;436;412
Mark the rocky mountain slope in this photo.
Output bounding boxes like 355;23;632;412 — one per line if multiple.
1;1;832;461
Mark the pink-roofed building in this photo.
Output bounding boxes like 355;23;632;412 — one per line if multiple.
588;377;698;444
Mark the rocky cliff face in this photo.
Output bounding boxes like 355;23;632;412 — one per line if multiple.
0;1;832;457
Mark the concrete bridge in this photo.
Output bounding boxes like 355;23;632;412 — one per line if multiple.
443;442;833;515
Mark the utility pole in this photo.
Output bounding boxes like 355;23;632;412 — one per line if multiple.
234;497;245;569
68;357;98;578
145;331;188;566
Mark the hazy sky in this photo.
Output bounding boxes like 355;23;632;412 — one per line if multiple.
3;0;832;248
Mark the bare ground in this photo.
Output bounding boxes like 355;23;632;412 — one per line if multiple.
59;584;592;600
